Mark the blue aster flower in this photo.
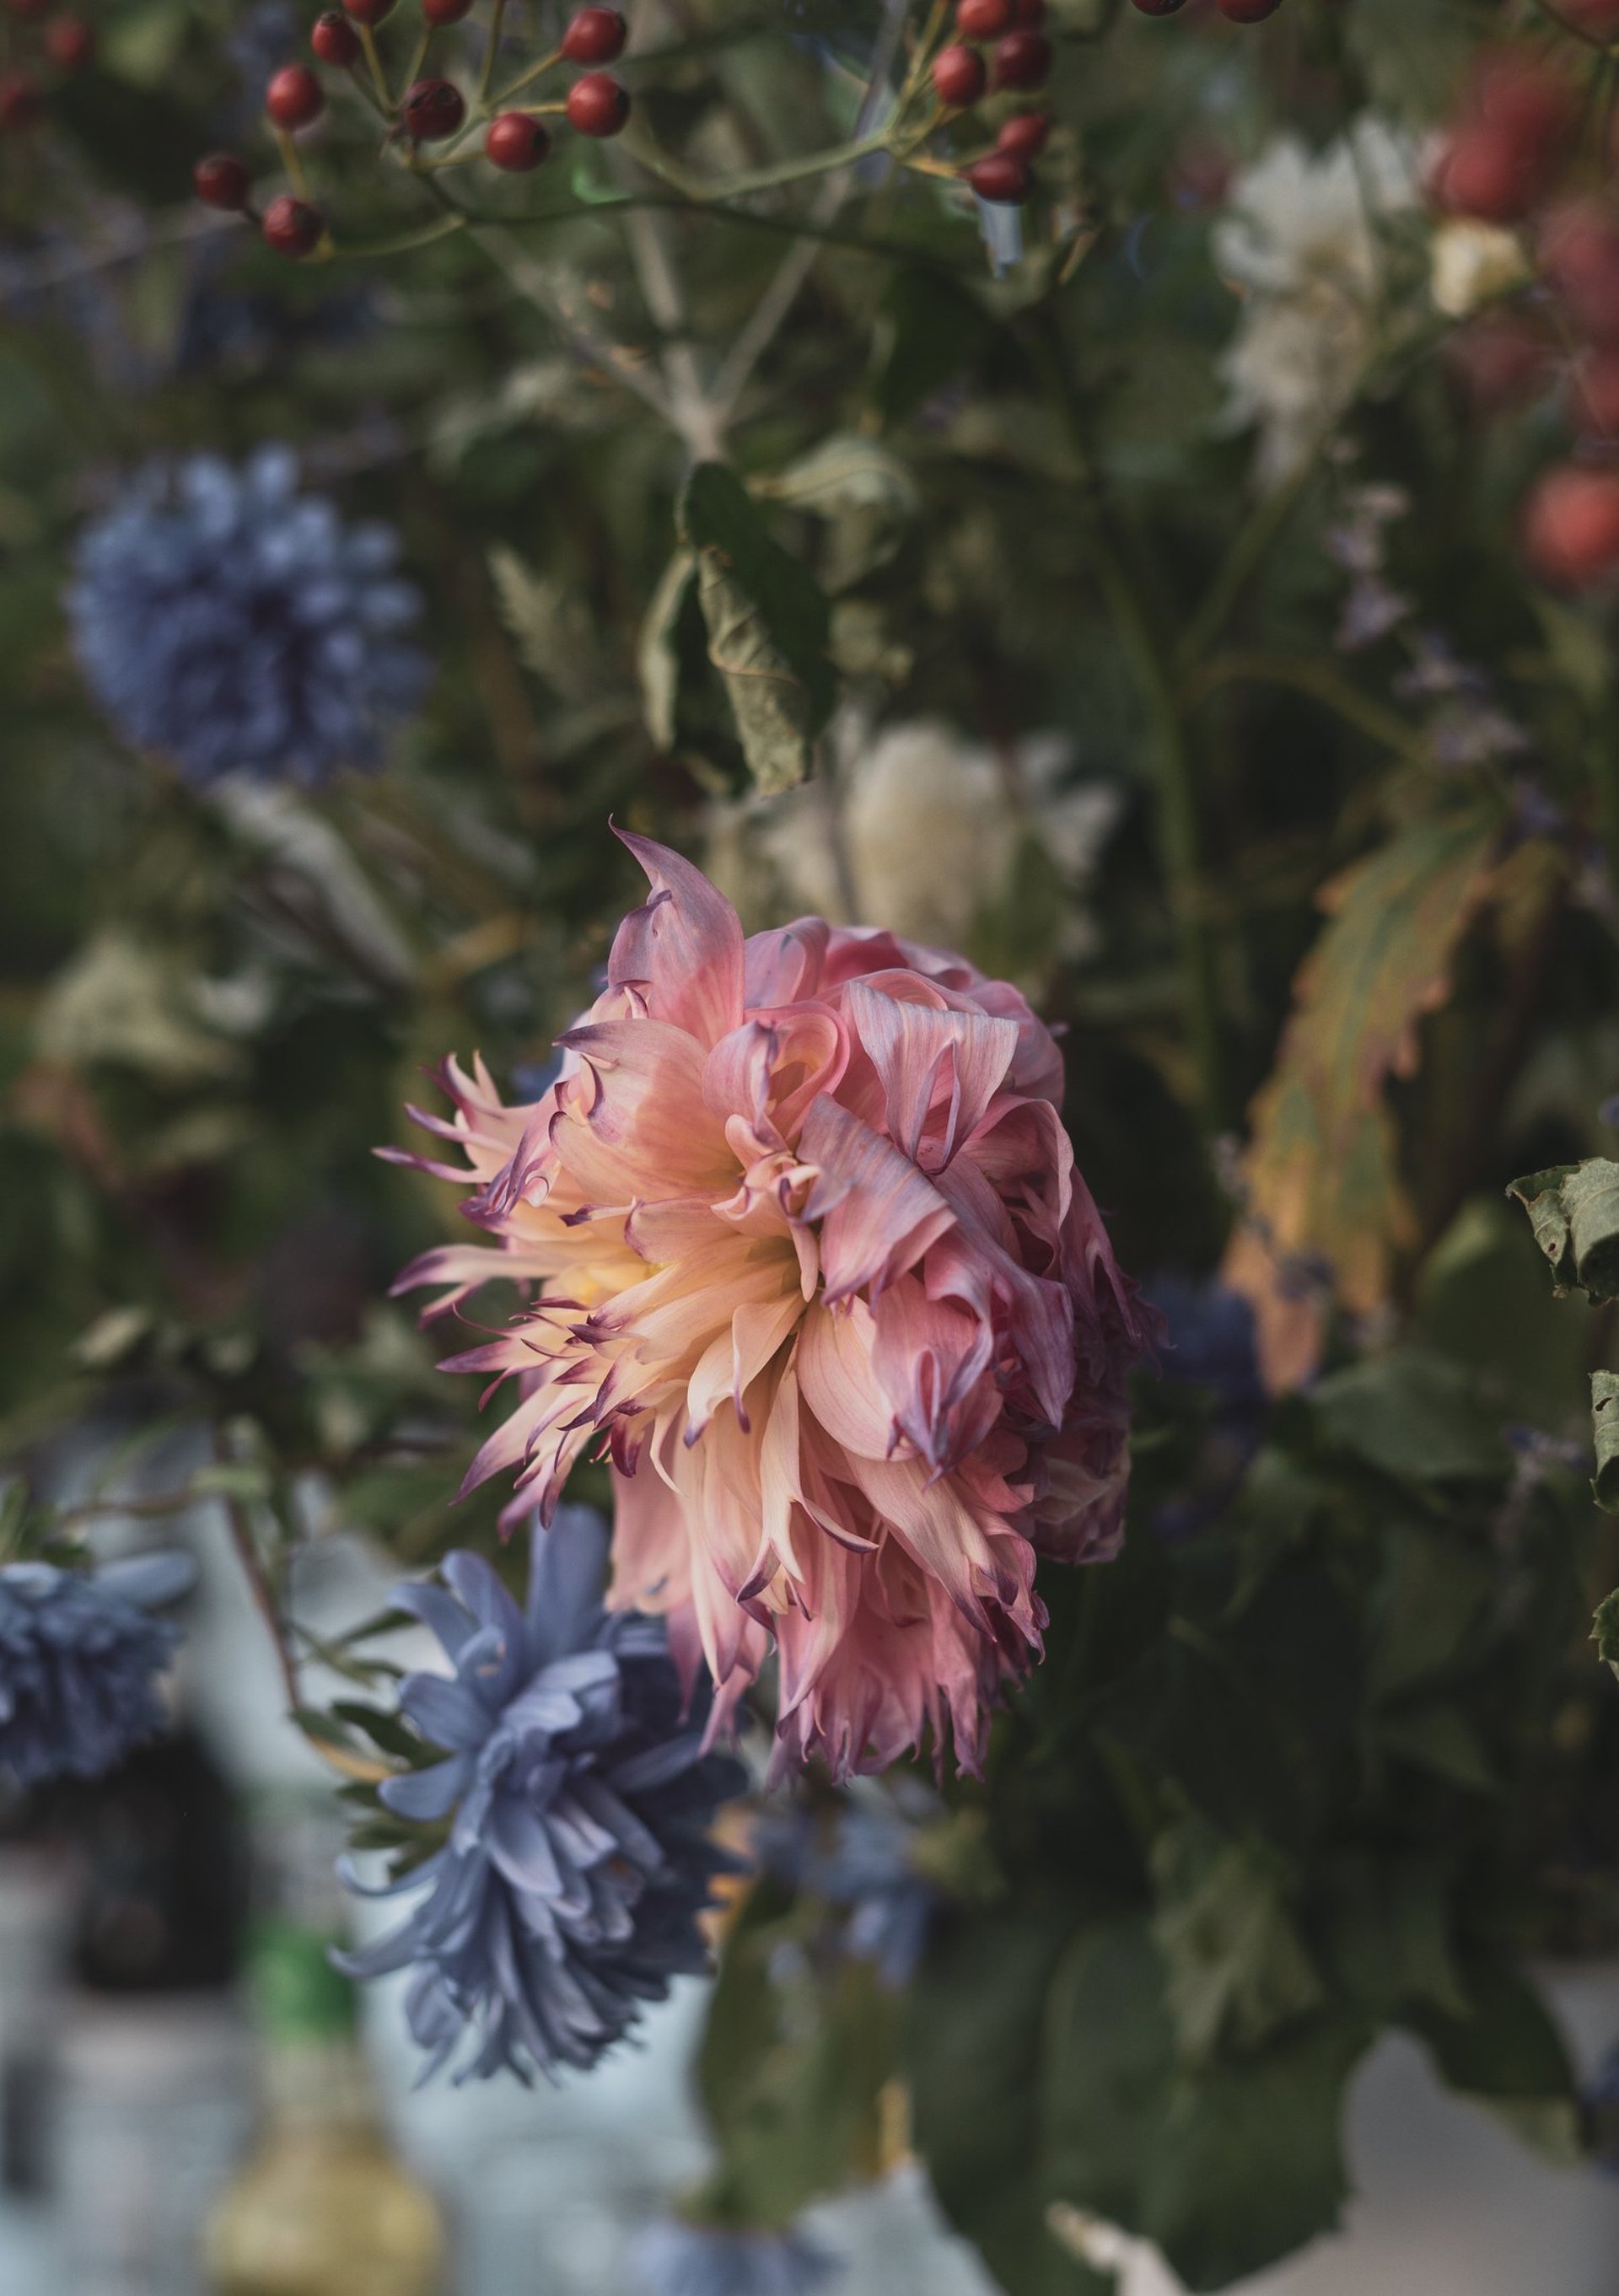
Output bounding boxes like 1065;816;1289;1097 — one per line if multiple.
341;1506;746;2083
756;1799;934;1990
631;2218;842;2296
68;446;429;788
0;1553;192;1788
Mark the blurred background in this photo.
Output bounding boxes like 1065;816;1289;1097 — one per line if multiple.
8;0;1619;2289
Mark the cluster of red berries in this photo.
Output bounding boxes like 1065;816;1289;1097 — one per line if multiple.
925;0;1052;207
1128;0;1285;23
1432;40;1619;589
0;0;96;138
192;4;631;258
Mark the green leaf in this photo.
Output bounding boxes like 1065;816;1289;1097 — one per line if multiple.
1592;1585;1619;1679
1150;1819;1325;2065
1322;1853;1469;2024
1041;1919;1366;2293
907;1910;1105;2296
637;548;697;750
759;433;919;590
1507;1159;1619;1302
697;1880;893;2230
1312;1347;1512;1484
875;268;992;427
1409;1960;1580;2164
679;464;835;794
1593;1373;1619;1514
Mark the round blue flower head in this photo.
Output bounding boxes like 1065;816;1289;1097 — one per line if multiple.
68;445;428;788
0;1553;192;1788
631;2218;842;2296
342;1506;747;2083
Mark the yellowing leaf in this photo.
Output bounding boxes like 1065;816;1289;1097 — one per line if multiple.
1240;814;1500;1318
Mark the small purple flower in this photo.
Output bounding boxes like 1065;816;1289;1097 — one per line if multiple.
631;2218;842;2296
68;447;428;788
340;1507;745;2083
0;1553;191;1788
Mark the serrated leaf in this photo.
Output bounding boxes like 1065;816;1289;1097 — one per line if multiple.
680;463;835;794
1241;813;1500;1315
637;547;696;750
1592;1372;1619;1514
487;546;598;698
1592;1585;1619;1677
1507;1159;1619;1302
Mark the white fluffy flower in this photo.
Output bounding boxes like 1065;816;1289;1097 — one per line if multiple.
714;718;1121;962
1213;121;1422;488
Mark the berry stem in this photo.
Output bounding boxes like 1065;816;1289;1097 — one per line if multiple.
358;20;390;107
274;126;313;197
476;0;508;105
490;40;562;109
896;0;952;115
328;207;468;256
401;24;433;96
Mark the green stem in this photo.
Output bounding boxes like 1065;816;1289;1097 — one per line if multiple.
1181;650;1430;767
476;0;508;106
1174;451;1320;676
1029;314;1224;1127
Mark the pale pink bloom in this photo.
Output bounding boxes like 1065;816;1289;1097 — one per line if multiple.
389;835;1148;1780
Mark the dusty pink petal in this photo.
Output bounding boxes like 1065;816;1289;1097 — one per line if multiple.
869;1273;999;1476
796;1299;894;1460
799;1096;955;1304
842;981;1020;1172
609;831;745;1050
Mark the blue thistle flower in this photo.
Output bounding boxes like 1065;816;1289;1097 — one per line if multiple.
68;446;429;788
341;1506;746;2083
756;1799;934;1990
0;1553;192;1788
631;2218;842;2296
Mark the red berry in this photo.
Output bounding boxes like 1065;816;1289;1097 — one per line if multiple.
997;110;1050;159
1010;0;1046;17
1130;0;1189;12
400;75;465;137
193;150;251;208
992;27;1050;87
1218;0;1283;17
261;193;325;257
1473;51;1575;148
1541;202;1619;345
485;109;551;169
0;70;41;127
562;6;627;63
1524;464;1619;588
932;43;986;108
422;0;475;21
956;0;1011;32
266;63;324;129
565;70;629;136
1433;121;1556;224
1563;0;1619;32
312;9;362;62
341;0;395;22
44;15;94;68
1573;347;1619;435
965;150;1030;204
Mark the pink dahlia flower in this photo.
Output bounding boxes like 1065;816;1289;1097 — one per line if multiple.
391;835;1148;1781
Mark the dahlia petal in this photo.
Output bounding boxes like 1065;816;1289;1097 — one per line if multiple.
799;1096;955;1304
869;1273;999;1475
796;1299;894;1460
685;1292;803;1443
842;981;1019;1170
610;831;745;1049
551;1021;733;1202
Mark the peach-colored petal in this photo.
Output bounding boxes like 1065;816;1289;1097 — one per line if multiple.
799;1096;955;1304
